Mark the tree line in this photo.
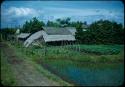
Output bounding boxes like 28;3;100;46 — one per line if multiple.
75;20;124;44
1;17;124;44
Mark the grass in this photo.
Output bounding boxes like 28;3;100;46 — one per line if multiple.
1;51;17;86
7;41;72;86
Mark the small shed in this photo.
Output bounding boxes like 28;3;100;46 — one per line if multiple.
24;27;76;47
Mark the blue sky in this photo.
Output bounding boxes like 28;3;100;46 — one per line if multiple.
1;1;124;28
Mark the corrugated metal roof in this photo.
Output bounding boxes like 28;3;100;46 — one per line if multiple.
24;28;76;47
43;27;72;35
24;31;43;47
41;31;75;42
65;27;76;35
17;33;30;38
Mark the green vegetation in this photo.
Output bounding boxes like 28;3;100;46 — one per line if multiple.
0;28;16;40
1;51;17;86
71;44;124;55
9;40;124;65
75;20;124;44
21;17;45;33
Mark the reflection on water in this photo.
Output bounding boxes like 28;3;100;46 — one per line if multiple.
43;62;124;86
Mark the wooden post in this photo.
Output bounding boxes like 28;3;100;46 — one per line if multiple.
76;42;78;51
67;40;69;50
69;41;71;49
44;45;46;56
78;41;80;52
61;41;64;53
61;41;63;49
64;40;66;49
65;40;67;50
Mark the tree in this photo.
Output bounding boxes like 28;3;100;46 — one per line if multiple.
75;21;83;41
83;21;87;25
56;17;71;27
22;17;45;33
46;20;59;27
85;19;124;44
1;28;16;40
75;19;124;44
65;17;71;25
56;18;61;23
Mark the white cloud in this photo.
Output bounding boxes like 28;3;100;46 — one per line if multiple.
7;7;43;17
1;6;124;28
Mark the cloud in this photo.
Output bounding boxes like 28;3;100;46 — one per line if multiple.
1;7;45;28
1;6;124;28
6;7;43;17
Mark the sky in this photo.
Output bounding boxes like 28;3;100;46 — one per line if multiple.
1;1;124;28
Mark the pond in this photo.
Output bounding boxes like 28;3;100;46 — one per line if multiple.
41;61;124;86
59;65;124;86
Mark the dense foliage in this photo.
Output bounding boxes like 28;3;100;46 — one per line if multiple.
1;28;16;40
21;17;45;33
75;21;83;41
75;20;124;44
46;17;71;27
46;20;59;27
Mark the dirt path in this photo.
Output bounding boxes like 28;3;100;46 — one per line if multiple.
1;42;60;86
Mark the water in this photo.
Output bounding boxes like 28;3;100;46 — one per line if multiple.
60;66;124;86
45;62;124;86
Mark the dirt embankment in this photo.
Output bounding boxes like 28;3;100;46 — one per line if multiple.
1;42;60;86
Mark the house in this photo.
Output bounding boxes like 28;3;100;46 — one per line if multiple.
17;33;30;41
24;27;76;47
24;31;43;47
65;27;76;35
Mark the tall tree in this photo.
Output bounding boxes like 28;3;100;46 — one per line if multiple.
84;19;124;44
56;17;71;27
22;17;45;33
